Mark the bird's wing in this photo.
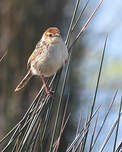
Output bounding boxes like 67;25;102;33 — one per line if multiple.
27;40;49;70
27;40;42;70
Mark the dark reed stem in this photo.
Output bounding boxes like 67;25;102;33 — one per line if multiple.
112;97;122;152
71;0;90;31
65;0;80;46
99;111;122;152
66;105;101;152
68;0;104;53
81;33;108;152
91;89;118;150
89;114;99;152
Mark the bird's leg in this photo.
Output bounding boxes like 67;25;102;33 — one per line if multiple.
40;76;53;95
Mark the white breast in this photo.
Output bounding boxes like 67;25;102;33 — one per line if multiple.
31;39;68;77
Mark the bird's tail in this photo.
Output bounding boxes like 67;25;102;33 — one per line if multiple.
15;70;32;92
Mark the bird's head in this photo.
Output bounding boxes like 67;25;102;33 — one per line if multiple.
42;27;62;43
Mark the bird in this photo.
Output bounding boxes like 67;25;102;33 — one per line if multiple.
15;27;68;95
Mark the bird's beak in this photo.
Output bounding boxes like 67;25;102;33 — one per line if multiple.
55;33;60;37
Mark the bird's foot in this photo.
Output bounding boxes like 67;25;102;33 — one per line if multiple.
46;90;54;97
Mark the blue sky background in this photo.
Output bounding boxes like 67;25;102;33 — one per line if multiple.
74;0;122;151
78;0;122;89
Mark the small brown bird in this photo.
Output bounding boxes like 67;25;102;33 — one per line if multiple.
15;27;68;95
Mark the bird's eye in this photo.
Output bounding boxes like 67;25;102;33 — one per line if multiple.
49;33;53;37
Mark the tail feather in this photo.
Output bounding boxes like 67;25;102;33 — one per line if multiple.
15;70;32;92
